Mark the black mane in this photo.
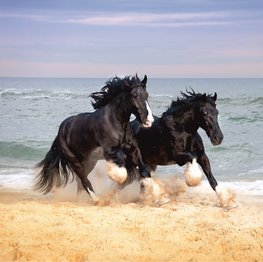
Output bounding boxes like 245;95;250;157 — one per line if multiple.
163;89;216;116
90;75;144;109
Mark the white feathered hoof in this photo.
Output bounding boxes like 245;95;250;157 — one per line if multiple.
140;177;170;206
106;162;128;185
184;159;203;187
215;186;238;210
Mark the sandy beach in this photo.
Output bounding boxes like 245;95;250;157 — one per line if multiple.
0;177;262;262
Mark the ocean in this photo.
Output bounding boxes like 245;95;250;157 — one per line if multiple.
0;77;263;196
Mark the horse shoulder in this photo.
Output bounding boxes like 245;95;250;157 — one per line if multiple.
192;132;205;152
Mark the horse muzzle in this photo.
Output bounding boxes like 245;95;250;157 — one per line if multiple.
210;133;223;145
143;119;153;128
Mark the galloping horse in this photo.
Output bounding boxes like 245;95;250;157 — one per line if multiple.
34;75;154;200
126;90;230;207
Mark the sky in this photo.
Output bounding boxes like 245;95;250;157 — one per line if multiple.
0;0;263;78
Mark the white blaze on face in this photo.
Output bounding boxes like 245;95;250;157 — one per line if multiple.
106;162;128;184
143;101;154;128
184;159;203;187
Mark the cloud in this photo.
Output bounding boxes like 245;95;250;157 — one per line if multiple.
65;12;229;26
0;10;254;28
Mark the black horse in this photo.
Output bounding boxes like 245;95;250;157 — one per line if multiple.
125;90;229;206
34;75;154;200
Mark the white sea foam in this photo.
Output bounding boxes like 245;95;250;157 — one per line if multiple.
0;168;34;189
195;180;263;196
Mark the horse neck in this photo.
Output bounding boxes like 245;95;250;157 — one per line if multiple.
168;106;201;134
107;94;132;127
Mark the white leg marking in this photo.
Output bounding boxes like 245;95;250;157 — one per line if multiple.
106;162;127;184
143;101;154;127
215;186;237;209
140;177;170;206
184;159;203;186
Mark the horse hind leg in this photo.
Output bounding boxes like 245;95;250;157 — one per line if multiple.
74;161;99;202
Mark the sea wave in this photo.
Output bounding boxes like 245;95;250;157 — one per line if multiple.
227;114;263;123
249;97;263;106
219;96;263;107
0;141;46;162
0;88;90;101
1;88;175;103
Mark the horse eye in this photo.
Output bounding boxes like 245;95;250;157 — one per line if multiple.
131;89;138;98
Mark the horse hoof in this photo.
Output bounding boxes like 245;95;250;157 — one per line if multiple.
87;188;100;203
216;201;238;211
225;202;238;211
141;169;151;178
215;186;237;210
156;196;170;206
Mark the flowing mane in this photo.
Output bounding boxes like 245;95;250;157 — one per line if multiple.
90;75;144;109
163;89;216;116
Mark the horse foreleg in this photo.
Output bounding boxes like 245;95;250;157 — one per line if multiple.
105;148;126;167
183;158;203;186
171;152;202;186
103;148;128;185
197;153;236;209
128;146;151;178
106;161;128;184
174;152;194;166
196;153;218;190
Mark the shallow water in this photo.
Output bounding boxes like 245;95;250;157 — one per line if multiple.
0;77;262;195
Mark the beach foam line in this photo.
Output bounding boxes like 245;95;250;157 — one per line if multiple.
193;180;263;196
1;164;263;197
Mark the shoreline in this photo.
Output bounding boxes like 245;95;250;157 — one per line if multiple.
0;184;262;261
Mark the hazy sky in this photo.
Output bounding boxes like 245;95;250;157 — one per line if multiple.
0;0;262;78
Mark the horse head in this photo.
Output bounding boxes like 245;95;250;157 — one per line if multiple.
199;92;223;145
90;75;154;128
128;75;154;128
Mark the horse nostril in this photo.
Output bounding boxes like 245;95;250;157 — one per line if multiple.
213;135;223;145
143;120;152;128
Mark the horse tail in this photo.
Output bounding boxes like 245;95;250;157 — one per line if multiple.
34;136;62;193
34;120;75;194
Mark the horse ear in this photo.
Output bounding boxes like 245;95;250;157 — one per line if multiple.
213;92;217;101
202;93;207;101
141;75;147;87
